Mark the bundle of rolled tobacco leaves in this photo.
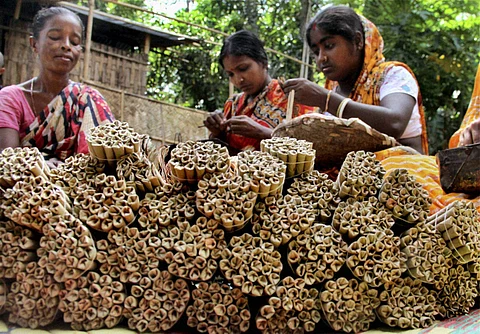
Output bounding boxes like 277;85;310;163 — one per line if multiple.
0;147;50;187
220;233;282;297
337;150;385;200
261;137;315;178
252;194;316;248
87;120;150;165
320;277;379;333
186;281;251;333
287;169;340;222
288;224;348;285
123;269;190;332
256;276;322;333
237;150;286;198
376;276;437;329
378;168;431;226
196;173;257;232
168;140;230;183
346;230;406;287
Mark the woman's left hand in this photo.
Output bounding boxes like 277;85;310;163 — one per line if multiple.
225;116;272;139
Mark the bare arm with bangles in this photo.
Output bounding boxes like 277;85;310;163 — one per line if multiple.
282;78;420;151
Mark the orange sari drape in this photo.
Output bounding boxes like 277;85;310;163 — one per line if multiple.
376;63;480;214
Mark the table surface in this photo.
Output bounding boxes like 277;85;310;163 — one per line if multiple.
0;309;479;334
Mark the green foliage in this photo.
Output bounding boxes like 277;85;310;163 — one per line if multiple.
146;0;479;154
358;0;480;153
147;0;317;111
83;0;479;154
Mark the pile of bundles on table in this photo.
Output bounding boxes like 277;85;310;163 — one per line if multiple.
0;120;478;333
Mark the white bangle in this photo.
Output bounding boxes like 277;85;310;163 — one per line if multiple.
337;98;351;119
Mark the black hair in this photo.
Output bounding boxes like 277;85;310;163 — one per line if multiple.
306;5;364;48
32;7;85;40
219;30;268;68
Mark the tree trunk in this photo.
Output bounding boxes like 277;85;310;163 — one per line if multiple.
244;0;259;35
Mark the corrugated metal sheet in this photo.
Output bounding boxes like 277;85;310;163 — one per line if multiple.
58;2;200;49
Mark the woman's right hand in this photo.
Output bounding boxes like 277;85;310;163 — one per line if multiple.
203;109;227;137
459;118;480;146
282;78;326;107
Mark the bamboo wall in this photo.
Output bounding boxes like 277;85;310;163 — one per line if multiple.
3;20;148;95
88;81;209;147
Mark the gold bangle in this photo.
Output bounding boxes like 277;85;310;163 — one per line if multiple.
324;90;332;113
336;98;351;119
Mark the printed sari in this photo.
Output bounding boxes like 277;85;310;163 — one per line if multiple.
22;82;114;160
376;63;480;214
223;79;315;151
325;15;429;154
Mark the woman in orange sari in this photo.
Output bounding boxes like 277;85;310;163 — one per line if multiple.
283;5;428;154
203;30;315;151
377;63;480;214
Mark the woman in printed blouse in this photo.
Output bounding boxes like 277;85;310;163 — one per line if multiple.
0;7;114;167
203;30;315;151
283;5;428;154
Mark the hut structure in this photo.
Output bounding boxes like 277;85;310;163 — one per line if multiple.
0;0;209;146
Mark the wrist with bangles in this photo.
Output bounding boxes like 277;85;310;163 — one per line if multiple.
324;90;351;118
336;98;351;119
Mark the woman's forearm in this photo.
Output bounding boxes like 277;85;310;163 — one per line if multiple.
326;92;413;138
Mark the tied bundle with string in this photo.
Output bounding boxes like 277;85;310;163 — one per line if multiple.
260;137;315;178
0;221;38;280
75;174;140;233
168;140;231;184
337;150;385;200
58;271;125;331
252;194;316;248
345;229;407;288
287;169;340;222
255;276;322;333
287;224;348;285
332;197;395;241
87;120;152;168
163;218;226;282
320;277;379;333
196;173;257;232
237;150;286;198
123;269;190;333
186;281;251;333
376;277;437;329
426;200;480;265
116;152;164;193
378;168;431;228
219;233;282;297
0;147;50;188
1;175;72;233
6;261;62;329
400;221;452;289
49;153;105;200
